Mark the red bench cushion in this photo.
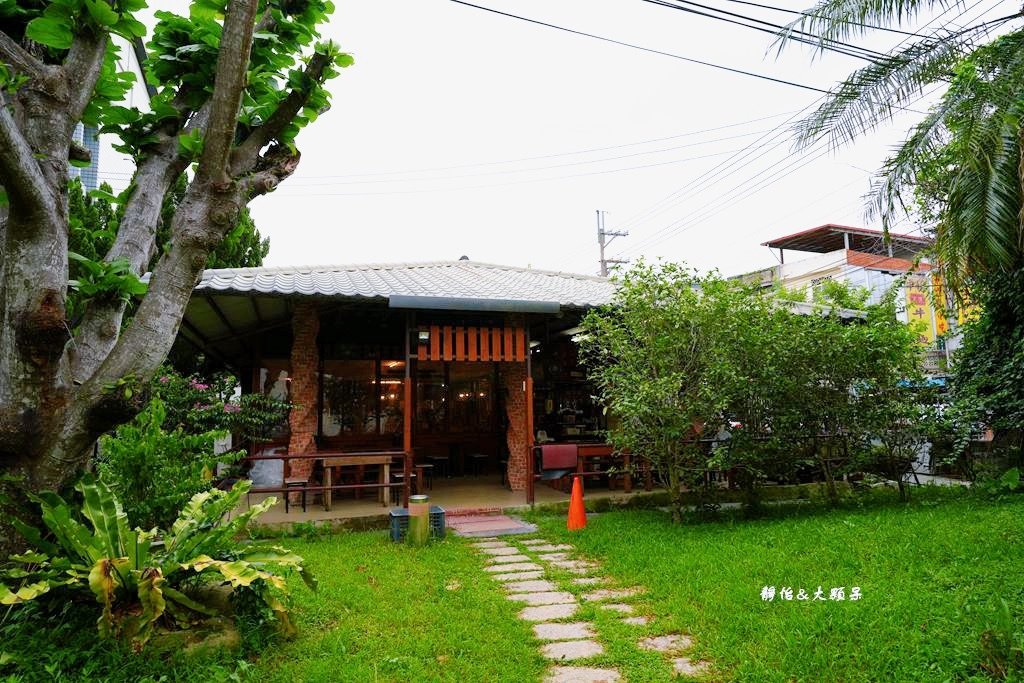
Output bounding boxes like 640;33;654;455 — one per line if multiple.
541;444;578;470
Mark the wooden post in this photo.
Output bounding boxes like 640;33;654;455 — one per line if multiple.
404;314;413;508
525;323;535;505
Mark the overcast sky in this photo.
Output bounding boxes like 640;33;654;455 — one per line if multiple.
99;0;1016;277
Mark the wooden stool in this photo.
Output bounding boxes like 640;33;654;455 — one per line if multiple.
284;477;308;513
468;453;489;477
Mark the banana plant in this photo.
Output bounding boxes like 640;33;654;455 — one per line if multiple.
0;475;313;648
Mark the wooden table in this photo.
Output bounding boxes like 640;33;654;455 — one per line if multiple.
574;445;652;493
320;454;393;510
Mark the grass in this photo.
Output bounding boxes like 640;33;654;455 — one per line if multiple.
2;489;1022;682
0;528;545;683
251;531;545;682
523;489;1024;682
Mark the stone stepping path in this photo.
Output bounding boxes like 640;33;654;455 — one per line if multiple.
469;534;716;681
448;514;537;536
545;666;620;682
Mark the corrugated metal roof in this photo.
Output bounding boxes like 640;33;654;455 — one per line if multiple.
194;260;615;308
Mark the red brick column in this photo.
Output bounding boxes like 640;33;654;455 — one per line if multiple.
287;302;319;493
502;361;529;491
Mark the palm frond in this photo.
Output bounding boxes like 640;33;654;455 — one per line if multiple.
867;30;1024;292
775;0;962;51
794;32;977;150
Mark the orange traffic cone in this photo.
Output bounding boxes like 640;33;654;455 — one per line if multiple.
567;475;587;531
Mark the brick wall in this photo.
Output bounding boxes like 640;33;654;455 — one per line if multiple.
287;302;319;492
502;361;529;491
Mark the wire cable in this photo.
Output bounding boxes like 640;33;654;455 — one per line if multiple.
448;0;832;93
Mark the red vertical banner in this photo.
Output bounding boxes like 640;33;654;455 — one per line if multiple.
454;325;465;361
429;325;440;361
515;327;527;362
467;326;478;361
480;327;491;361
492;327;503;361
443;325;455;361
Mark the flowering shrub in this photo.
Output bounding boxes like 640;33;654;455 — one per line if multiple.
94;368;292;529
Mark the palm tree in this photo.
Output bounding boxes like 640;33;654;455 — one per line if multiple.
775;3;1024;296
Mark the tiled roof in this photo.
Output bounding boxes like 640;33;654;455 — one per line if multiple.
195;260;614;308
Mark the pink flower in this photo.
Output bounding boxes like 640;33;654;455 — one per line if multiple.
159;376;170;383
189;381;210;390
224;404;241;413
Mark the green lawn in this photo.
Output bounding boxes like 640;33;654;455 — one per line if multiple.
252;531;545;682
3;491;1022;682
525;491;1024;682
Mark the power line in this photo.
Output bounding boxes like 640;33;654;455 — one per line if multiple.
448;0;832;93
707;0;920;36
643;0;891;61
273;147;746;197
609;0;995;256
283;127;776;187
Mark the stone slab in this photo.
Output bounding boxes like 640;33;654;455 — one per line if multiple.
533;622;596;641
536;553;571;562
520;539;551;546
485;562;542;573
581;587;642;602
508;591;577;606
471;540;509;549
544;666;621;683
530;544;574;552
542;640;604;661
481;546;520;556
493;570;545;582
639;634;693;653
519;603;578;622
551;560;597;571
505;579;559;593
672;658;711;677
487;553;534;565
571;577;607;586
621;616;652;626
598;603;634;614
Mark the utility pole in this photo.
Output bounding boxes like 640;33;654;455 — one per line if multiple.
597;209;628;276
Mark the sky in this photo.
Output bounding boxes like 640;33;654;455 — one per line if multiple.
97;0;1019;277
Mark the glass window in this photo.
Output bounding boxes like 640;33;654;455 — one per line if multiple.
380;360;405;436
256;361;290;440
415;362;447;433
321;360;377;436
449;364;493;433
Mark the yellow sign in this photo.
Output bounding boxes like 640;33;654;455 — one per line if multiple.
931;273;949;337
905;275;935;344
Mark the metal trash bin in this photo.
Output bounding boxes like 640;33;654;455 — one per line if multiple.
389;506;446;543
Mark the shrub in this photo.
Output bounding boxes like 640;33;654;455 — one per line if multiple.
0;475;314;650
96;398;241;530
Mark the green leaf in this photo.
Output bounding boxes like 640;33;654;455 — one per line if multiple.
88;188;121;204
0;580;51;605
112;15;146;38
84;0;119;27
25;17;74;50
69;158;92;169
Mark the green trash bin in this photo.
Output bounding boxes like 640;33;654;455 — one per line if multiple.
408;494;430;546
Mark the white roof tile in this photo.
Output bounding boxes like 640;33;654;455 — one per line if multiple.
195;260;614;308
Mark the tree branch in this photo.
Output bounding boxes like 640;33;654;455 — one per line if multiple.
67;102;212;382
62;31;109;125
0;31;44;80
0;92;49;212
196;0;260;186
230;51;331;173
240;145;301;199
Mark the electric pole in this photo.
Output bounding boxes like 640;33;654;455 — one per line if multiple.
597;210;628;276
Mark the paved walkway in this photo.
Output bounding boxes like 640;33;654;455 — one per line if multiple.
470;535;713;681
